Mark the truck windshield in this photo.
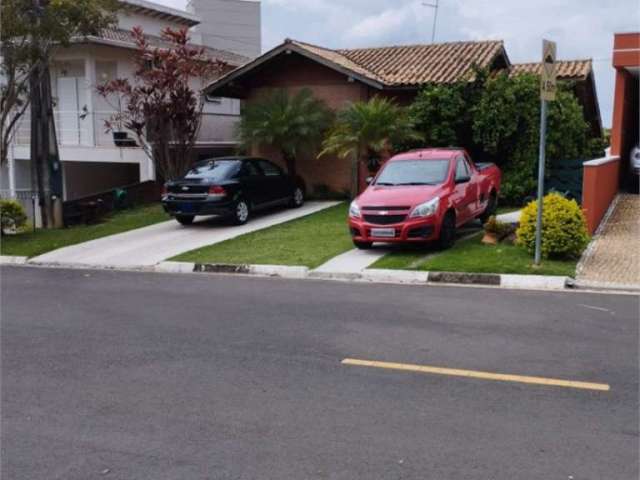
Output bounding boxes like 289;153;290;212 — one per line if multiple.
374;159;449;186
184;160;241;180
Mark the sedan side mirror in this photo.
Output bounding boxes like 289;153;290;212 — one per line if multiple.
365;176;374;185
455;176;471;184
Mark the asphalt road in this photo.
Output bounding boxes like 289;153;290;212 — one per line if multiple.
1;266;638;479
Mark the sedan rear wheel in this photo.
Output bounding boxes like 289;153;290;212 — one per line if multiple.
176;215;194;226
232;199;250;225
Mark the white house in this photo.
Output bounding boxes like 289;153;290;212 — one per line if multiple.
1;0;259;221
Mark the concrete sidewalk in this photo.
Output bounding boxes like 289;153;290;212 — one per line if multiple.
31;202;339;268
576;194;639;289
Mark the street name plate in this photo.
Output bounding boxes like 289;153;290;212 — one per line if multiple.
541;39;557;101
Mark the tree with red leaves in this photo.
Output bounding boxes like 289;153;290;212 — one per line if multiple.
97;26;226;180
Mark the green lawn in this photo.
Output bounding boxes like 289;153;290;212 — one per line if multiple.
0;203;168;258
173;203;353;268
371;233;577;276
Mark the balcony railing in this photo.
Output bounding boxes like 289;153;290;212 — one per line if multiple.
13;111;239;148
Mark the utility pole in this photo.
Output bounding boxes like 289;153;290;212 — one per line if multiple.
422;1;440;43
535;39;557;265
29;0;63;228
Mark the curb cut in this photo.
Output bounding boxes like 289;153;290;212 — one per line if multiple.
155;262;309;279
570;279;640;293
428;271;500;286
0;255;28;265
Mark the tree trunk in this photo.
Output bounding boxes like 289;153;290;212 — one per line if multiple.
283;151;296;178
350;154;359;200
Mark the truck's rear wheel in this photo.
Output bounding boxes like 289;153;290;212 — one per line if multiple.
480;192;497;224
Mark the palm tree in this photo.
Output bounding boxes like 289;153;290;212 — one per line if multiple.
236;88;333;180
319;96;422;198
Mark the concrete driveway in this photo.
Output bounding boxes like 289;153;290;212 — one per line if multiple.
31;202;339;268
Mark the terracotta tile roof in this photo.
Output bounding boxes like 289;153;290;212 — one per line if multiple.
337;40;507;85
282;39;507;86
84;28;249;66
288;40;385;84
510;59;593;80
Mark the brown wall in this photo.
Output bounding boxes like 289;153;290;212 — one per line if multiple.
241;54;372;195
582;158;621;234
610;33;639;191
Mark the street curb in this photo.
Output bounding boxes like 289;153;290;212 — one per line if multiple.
0;255;28;265
4;258;576;292
161;260;572;291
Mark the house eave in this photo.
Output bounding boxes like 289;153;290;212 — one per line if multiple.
204;42;385;98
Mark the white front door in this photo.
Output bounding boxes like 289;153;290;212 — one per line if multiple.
57;77;80;145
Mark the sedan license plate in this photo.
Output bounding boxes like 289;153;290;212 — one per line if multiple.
180;203;195;213
371;227;395;238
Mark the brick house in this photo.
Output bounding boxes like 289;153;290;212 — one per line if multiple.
204;38;602;196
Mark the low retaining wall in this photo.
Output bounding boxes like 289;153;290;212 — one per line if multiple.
582;155;620;234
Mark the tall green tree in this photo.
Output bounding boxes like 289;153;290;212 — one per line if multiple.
473;72;605;204
319;96;422;198
236;88;333;181
403;68;487;157
1;0;118;227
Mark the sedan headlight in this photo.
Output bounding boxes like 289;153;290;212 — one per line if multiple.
349;201;361;218
410;197;440;218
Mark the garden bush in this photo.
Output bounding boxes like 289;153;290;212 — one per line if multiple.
0;199;27;234
516;193;589;259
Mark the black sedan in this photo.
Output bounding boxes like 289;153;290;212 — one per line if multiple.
161;157;304;226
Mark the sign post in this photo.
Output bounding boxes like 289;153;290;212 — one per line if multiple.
534;39;557;265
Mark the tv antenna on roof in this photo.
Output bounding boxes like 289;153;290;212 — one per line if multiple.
422;0;440;43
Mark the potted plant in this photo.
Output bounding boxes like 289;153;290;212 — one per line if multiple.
482;215;514;245
96;82;135;147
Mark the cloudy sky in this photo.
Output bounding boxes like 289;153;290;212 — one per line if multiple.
158;0;639;128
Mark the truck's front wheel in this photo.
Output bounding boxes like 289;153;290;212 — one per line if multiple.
438;212;456;249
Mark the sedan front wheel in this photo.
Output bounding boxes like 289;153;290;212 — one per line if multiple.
289;187;304;208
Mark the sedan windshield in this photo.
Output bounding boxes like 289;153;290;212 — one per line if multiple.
374;159;450;186
184;160;241;180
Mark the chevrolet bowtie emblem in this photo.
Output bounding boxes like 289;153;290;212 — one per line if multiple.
181;186;189;191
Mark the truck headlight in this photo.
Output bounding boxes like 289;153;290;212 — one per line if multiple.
349;201;361;218
410;197;440;218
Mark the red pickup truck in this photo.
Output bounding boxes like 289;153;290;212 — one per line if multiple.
348;148;501;249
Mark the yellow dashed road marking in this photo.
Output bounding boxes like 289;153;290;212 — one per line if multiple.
341;358;610;392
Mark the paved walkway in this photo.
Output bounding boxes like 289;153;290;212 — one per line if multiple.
31;202;339;268
577;194;640;288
